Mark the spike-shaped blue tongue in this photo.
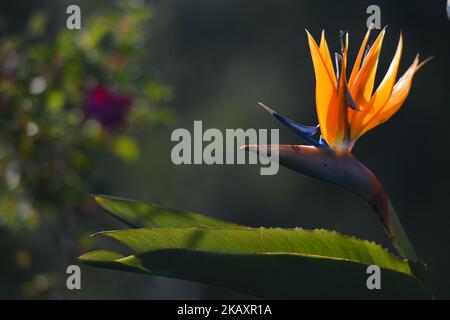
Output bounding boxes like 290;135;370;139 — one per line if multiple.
335;53;342;89
258;102;324;147
345;81;361;111
333;53;361;112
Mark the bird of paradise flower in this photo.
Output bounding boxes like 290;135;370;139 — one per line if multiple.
244;26;431;268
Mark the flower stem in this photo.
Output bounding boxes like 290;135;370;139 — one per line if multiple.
386;198;434;298
386;198;417;261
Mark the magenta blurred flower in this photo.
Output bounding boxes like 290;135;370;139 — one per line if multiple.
84;85;132;128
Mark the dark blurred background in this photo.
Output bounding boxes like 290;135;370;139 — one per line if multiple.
0;0;449;299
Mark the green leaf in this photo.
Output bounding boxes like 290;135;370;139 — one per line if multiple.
82;250;428;299
80;227;430;298
79;250;143;273
94;227;409;272
94;195;240;228
84;197;431;298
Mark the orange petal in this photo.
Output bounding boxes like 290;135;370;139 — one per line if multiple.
341;32;349;78
350;28;386;107
358;56;422;139
351;34;403;138
319;30;337;87
338;32;349;145
370;56;421;126
348;27;372;88
306;30;345;146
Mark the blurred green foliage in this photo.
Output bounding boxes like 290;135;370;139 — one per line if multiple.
0;0;177;298
0;1;173;230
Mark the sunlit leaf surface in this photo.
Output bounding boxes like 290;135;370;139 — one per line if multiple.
94;194;240;228
80;195;431;299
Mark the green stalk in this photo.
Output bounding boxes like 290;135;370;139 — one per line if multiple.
386;198;434;298
386;198;417;262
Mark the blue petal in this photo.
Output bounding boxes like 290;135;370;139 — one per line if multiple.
258;102;326;148
334;52;361;112
345;81;361;111
273;113;318;136
319;136;329;147
334;53;342;90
